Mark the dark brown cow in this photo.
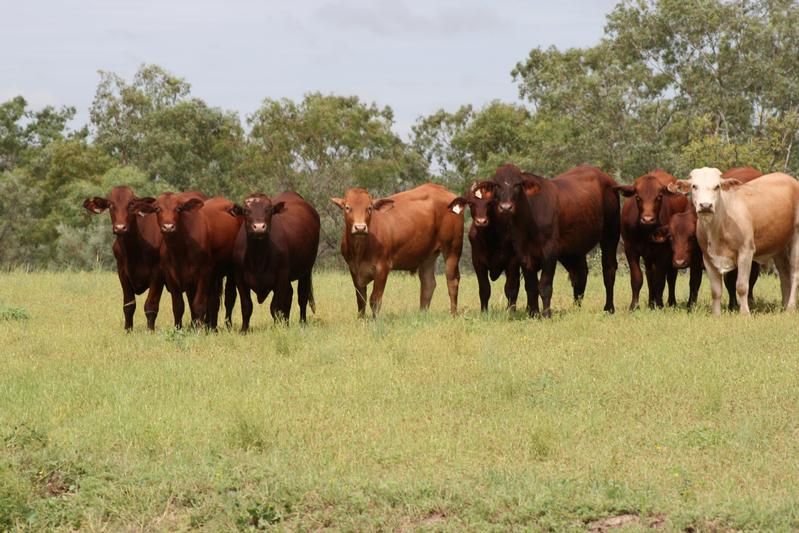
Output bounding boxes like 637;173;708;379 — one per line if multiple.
229;192;320;332
134;193;241;329
488;164;620;317
448;182;525;312
616;169;688;310
331;184;464;317
652;167;763;309
84;186;165;330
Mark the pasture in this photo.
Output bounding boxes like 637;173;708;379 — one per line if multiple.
2;269;799;531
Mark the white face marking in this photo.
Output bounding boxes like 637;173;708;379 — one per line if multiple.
451;204;464;215
689;167;723;215
474;189;483;199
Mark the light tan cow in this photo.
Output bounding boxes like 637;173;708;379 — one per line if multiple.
669;167;799;315
331;184;464;317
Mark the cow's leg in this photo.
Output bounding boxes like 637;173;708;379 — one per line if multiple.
192;277;210;329
444;249;460;315
504;264;521;312
474;262;491;312
666;265;677;307
703;255;724;316
599;229;619;314
687;258;702;309
223;273;236;329
206;272;224;330
351;271;368;318
370;266;389;317
625;246;643;311
773;253;793;309
418;254;437;310
297;273;312;323
171;290;185;329
538;259;557;318
270;281;292;323
560;255;588;306
236;274;253;333
143;276;164;331
119;274;136;331
523;266;540;317
748;262;760;308
724;270;739;310
735;251;754;315
785;241;799;311
643;257;663;308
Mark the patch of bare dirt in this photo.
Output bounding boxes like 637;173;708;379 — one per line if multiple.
587;513;667;531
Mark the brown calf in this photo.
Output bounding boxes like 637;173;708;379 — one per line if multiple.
230;192;320;332
331;184;464;317
84;186;165;330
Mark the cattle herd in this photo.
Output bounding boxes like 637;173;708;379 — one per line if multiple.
83;162;799;331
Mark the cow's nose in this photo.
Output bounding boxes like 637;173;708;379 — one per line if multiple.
674;259;687;268
161;223;176;233
251;222;266;232
698;202;713;212
498;202;514;212
113;224;128;233
640;215;655;224
474;216;488;226
352;223;368;234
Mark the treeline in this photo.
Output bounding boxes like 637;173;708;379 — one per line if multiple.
2;0;798;269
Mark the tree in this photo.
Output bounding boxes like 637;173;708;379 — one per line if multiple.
245;93;427;260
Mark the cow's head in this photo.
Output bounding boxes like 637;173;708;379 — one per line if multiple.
670;167;741;217
83;186;144;235
615;174;669;226
491;164;541;216
228;194;285;238
448;181;498;227
132;193;204;234
652;210;698;269
331;188;393;235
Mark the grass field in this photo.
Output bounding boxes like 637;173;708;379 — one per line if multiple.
2;268;799;531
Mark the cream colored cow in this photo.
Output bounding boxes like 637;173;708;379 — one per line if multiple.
670;167;799;315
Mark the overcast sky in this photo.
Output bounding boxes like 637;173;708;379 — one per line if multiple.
0;0;618;138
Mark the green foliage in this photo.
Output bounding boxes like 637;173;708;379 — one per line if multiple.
0;304;29;321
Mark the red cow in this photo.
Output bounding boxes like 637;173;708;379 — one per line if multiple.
83;186;166;330
652;166;763;309
331;184;464;317
487;164;621;317
133;193;241;329
447;181;526;312
616;170;688;310
229;192;320;332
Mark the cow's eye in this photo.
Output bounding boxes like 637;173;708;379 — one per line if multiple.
367;206;373;213
155;207;161;213
345;205;351;211
635;194;640;200
692;185;698;190
657;194;663;200
714;185;720;191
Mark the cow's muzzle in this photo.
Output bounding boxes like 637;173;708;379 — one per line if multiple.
673;258;688;269
161;223;176;233
697;203;714;215
640;215;656;225
113;224;128;234
474;216;489;227
497;202;514;213
351;223;368;234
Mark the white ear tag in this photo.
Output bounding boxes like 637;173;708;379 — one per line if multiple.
452;204;463;214
474;189;483;199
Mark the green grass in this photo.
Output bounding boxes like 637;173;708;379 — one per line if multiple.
2;269;799;531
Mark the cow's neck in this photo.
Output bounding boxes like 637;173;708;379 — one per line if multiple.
698;196;729;242
116;217;145;257
246;235;272;266
346;231;370;263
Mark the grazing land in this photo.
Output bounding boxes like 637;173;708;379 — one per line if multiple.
2;270;799;531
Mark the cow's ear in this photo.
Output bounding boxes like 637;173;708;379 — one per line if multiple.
521;178;540;197
372;198;394;212
614;184;636;197
131;198;157;215
271;202;286;215
179;198;204;212
448;197;469;215
720;178;743;191
651;226;670;243
472;181;497;197
84;197;109;214
331;197;345;210
228;204;245;217
667;180;691;195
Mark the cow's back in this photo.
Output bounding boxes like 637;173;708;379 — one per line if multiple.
371;184;459;269
553;165;618;252
730;173;799;256
271;192;320;276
